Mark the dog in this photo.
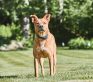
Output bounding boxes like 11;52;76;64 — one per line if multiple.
30;14;56;77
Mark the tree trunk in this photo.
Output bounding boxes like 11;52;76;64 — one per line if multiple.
58;0;64;23
58;0;64;15
43;0;48;13
22;16;30;39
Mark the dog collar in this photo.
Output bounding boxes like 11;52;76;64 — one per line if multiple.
36;34;48;40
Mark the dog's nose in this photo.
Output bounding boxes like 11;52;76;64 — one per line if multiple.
39;25;44;31
39;25;43;28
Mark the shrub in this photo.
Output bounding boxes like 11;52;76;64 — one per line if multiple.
68;37;86;49
0;25;12;45
90;39;93;49
22;36;34;48
68;37;93;49
0;25;12;38
0;24;33;48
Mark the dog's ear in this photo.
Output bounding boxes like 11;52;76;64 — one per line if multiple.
30;15;38;23
43;14;51;22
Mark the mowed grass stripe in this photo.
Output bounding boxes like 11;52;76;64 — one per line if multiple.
13;52;33;65
59;50;93;59
0;54;27;67
8;51;33;65
0;58;13;68
0;52;32;67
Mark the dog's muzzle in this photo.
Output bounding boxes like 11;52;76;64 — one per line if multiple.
38;25;44;32
36;25;48;39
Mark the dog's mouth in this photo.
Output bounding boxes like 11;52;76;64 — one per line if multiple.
38;31;46;37
38;28;44;32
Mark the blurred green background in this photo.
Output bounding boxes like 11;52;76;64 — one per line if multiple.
0;0;93;49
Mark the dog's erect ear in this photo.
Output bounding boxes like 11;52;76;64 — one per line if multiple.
43;14;51;22
30;15;38;23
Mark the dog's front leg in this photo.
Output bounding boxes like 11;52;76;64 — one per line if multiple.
49;56;54;76
34;58;39;77
39;58;44;77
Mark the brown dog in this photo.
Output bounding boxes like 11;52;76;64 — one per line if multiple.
31;14;56;77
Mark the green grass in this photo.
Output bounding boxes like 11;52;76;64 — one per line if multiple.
0;48;93;82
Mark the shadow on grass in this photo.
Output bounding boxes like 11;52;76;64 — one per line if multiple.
57;47;69;50
58;47;93;50
0;75;18;78
0;74;35;79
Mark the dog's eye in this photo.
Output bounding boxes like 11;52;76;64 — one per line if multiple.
43;21;46;24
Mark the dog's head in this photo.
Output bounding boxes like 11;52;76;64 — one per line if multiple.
30;14;51;39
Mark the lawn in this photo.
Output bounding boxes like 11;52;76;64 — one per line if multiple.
0;48;93;82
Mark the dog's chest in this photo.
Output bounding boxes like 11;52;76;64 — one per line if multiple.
35;41;49;58
38;50;48;58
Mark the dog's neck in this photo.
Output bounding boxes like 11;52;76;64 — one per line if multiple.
35;30;50;40
35;36;47;48
35;33;50;47
36;34;48;40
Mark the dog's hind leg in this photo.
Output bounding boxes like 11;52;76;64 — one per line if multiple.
53;53;56;75
49;56;54;76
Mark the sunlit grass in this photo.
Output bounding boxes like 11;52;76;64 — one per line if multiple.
0;48;93;82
